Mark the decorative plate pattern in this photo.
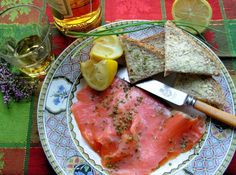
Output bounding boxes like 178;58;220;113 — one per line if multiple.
37;21;236;175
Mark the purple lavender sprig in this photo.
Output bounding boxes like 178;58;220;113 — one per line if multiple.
0;61;36;104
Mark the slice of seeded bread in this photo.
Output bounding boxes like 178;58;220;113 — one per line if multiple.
140;31;165;56
174;74;226;109
120;36;165;84
165;21;221;76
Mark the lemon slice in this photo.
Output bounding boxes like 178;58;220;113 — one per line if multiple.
80;59;118;91
172;0;212;34
90;35;123;61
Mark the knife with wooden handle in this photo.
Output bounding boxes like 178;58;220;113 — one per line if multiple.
117;68;236;127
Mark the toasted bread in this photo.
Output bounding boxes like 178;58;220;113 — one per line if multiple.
120;36;165;84
174;74;226;109
140;32;165;56
164;21;220;76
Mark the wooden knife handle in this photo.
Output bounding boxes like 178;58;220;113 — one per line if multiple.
194;100;236;128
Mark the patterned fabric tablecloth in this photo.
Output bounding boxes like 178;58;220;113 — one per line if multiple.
0;0;236;175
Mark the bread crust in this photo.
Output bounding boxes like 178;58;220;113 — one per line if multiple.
174;74;226;109
164;21;221;76
120;35;164;84
140;32;165;56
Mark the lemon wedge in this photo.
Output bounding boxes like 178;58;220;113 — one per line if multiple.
80;59;118;91
90;35;123;61
172;0;212;34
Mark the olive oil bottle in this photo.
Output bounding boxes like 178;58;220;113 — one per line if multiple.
48;0;101;37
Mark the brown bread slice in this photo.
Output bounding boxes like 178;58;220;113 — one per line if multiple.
164;21;220;76
174;74;226;109
140;32;165;56
120;36;164;84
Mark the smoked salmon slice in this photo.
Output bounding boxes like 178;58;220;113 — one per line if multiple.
71;78;205;175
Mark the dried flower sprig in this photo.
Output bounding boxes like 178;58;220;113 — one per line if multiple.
0;59;36;104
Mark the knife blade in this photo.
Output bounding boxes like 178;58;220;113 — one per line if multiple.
117;67;236;128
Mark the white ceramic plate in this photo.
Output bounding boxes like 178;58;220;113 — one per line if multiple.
38;21;236;175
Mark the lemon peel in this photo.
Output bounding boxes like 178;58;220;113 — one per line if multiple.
80;59;118;91
172;0;212;34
